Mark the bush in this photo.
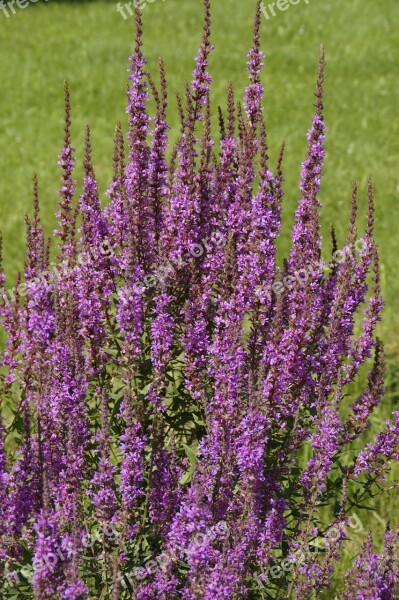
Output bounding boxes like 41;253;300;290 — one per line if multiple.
1;2;398;598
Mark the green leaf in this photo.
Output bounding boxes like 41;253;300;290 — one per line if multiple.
179;443;198;485
183;443;197;467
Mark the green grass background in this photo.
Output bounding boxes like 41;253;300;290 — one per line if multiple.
0;0;398;595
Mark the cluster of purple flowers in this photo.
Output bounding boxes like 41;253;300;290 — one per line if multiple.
0;2;398;598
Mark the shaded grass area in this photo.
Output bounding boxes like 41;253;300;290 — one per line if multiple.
0;0;398;594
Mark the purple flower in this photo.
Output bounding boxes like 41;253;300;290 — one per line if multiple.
344;530;399;599
33;508;66;598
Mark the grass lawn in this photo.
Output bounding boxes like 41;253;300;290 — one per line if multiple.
0;0;398;594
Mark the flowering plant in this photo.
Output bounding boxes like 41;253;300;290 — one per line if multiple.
0;2;398;598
